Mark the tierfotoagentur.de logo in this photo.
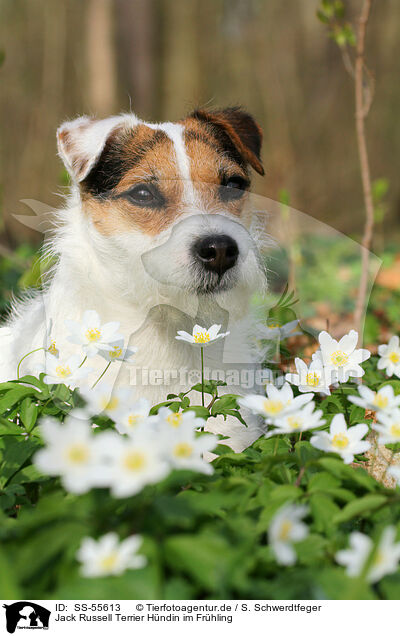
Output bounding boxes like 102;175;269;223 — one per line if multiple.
3;602;51;634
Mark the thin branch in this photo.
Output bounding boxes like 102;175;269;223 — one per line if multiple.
353;0;374;335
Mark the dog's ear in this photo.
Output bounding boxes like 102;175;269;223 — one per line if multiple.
57;115;139;183
190;107;264;175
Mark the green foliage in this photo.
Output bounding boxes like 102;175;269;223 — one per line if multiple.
0;245;37;318
0;359;400;601
317;1;356;48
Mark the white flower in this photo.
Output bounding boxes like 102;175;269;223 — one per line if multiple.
46;339;59;357
114;398;155;436
348;384;400;413
101;432;170;498
316;329;370;383
155;407;205;432
65;310;123;358
238;382;313;422
37;353;91;388
258;319;301;341
310;413;370;464
285;358;331;395
77;533;146;578
268;503;309;566
372;411;400;444
336;527;400;583
280;319;302;339
378;336;400;378
368;527;400;583
268;402;325;436
175;324;229;347
335;532;373;578
34;414;106;493
163;427;217;474
99;340;137;363
43;319;60;357
80;384;135;420
387;465;400;486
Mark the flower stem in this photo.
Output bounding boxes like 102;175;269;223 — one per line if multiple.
17;347;44;380
200;346;205;407
340;385;350;422
79;355;87;368
92;362;111;389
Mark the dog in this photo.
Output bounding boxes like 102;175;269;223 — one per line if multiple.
0;107;269;451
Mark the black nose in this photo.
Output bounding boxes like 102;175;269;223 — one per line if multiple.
193;234;239;275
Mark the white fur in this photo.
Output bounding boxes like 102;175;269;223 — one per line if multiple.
1;114;268;451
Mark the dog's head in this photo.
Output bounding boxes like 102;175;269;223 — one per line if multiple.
57;108;266;305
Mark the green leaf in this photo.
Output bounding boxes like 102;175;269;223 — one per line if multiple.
0;418;26;437
190;380;227;396
149;400;180;415
318;457;377;491
316;9;330;24
0;386;41;414
0;438;40;488
9;463;49;485
316;567;375;600
0;547;21;598
19;398;38;431
378;380;400;396
379;572;400;600
164;533;235;591
296;534;328;565
183;405;210;420
333;494;387;523
308;471;341;493
310;493;340;534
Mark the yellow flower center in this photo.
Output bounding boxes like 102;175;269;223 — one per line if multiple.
390;423;400;438
330;350;349;367
373;394;389;409
263;399;284;415
47;341;59;356
389;352;400;364
66;443;89;464
278;520;293;541
372;550;384;566
55;365;71;378
332;433;349;449
100;552;118;571
127;414;144;428
287;416;302;430
267;322;281;329
306;372;320;387
101;396;119;411
86;328;101;342
167;412;183;428
173;442;193;458
193;332;210;344
109;345;123;359
123;451;147;472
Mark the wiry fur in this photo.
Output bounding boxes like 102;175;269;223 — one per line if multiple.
1;110;269;451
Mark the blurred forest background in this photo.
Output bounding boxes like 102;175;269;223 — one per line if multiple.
0;0;400;342
1;0;400;246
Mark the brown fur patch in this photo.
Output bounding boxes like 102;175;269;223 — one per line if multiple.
82;124;185;236
182;117;250;218
82;116;255;236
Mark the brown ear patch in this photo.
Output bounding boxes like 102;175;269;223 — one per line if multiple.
189;107;264;176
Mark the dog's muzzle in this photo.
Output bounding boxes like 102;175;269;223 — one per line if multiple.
192;234;239;276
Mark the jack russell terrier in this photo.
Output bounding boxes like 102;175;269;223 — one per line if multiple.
0;107;269;451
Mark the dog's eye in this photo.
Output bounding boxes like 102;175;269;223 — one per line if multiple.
220;175;249;201
122;184;164;207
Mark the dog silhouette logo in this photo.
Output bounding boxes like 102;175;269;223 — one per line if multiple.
3;602;50;633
